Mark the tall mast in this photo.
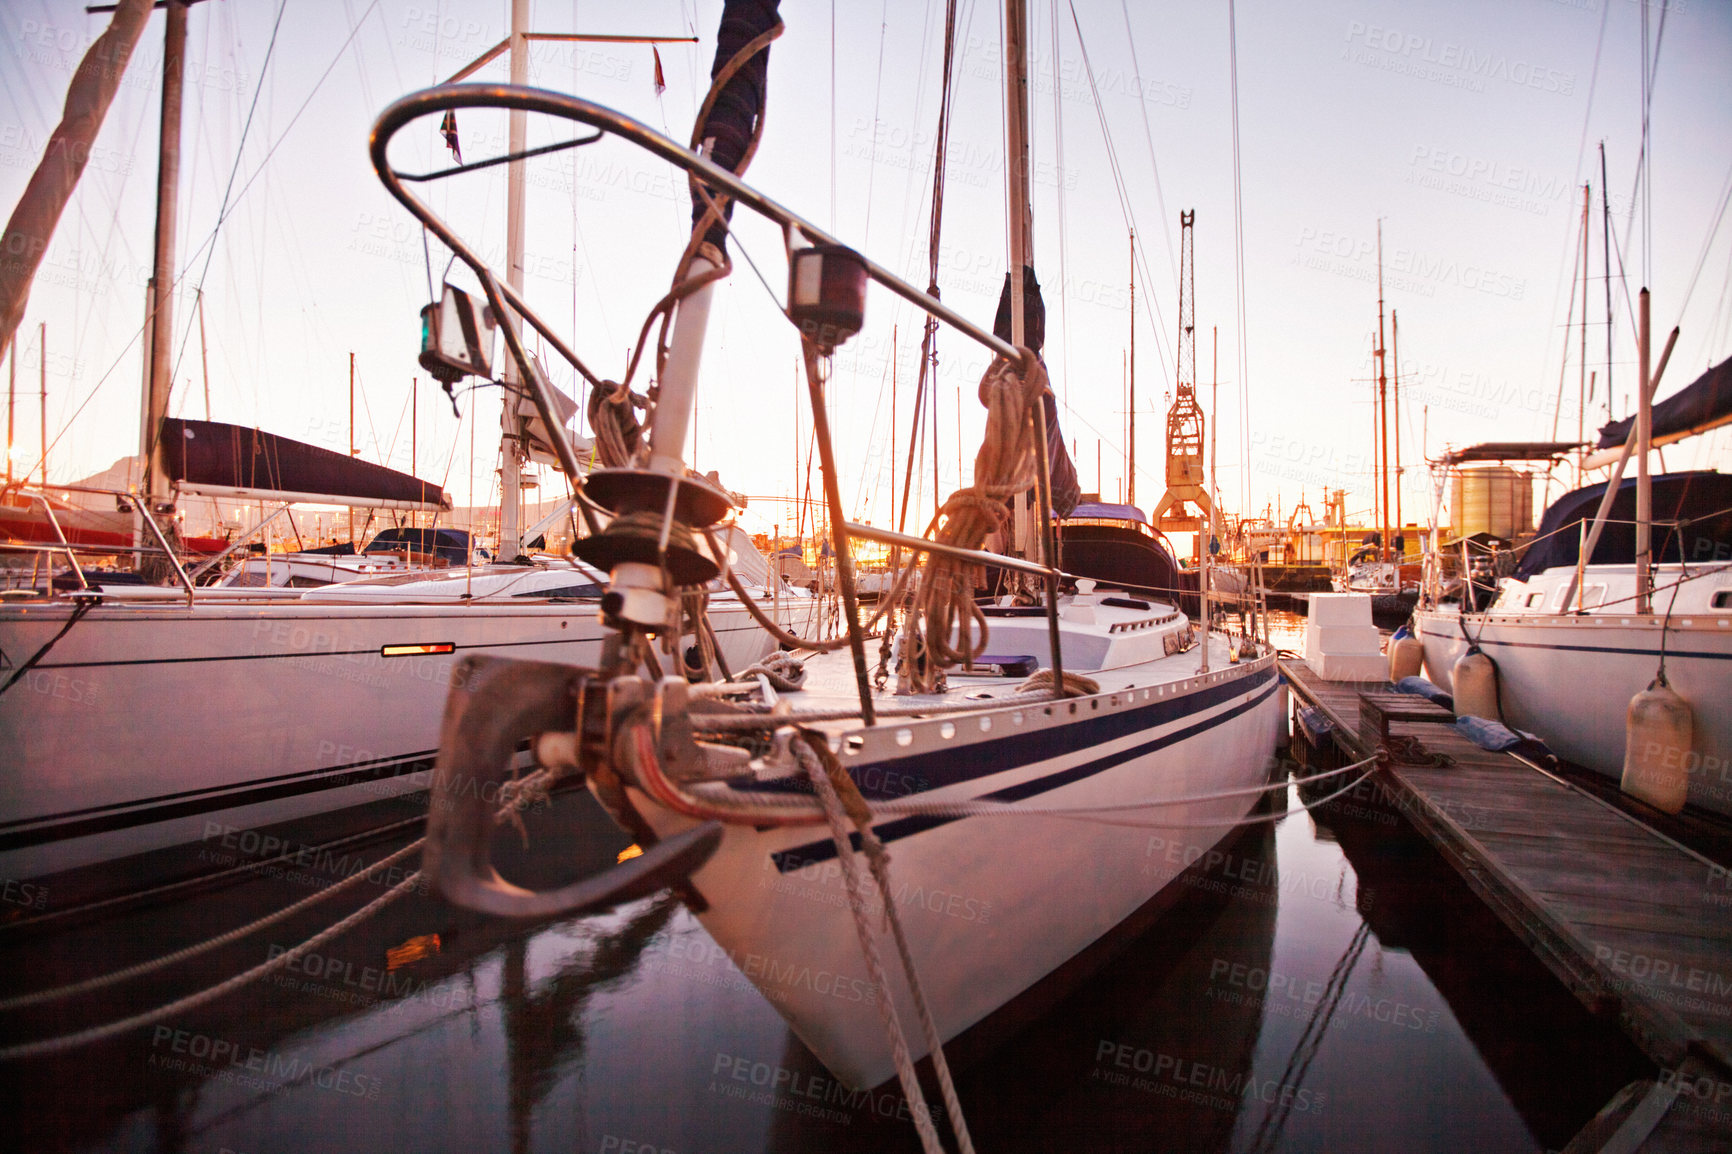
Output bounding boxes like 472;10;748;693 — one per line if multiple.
412;376;418;531
39;323;46;487
497;0;530;559
1003;0;1033;558
1392;309;1401;552
1636;288;1651;613
349;351;356;543
931;344;940;526
6;341;13;484
1004;0;1031;350
1211;326;1218;548
889;325;896;527
1128;229;1135;506
1578;183;1590;484
1375;222;1390;566
1601;144;1612;421
140;0;187;505
1202;326;1217;675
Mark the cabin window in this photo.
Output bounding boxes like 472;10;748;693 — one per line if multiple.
1524;592;1545;608
1581;584;1607;608
1713;590;1732;610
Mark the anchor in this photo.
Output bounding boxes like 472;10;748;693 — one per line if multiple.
422;655;729;919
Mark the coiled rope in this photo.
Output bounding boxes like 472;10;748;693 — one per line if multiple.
899;352;1049;694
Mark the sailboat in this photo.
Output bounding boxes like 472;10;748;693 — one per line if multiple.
1331;224;1418;625
1414;349;1732;817
0;5;796;907
391;0;1290;1098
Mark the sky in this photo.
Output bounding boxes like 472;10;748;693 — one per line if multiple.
1;0;1729;542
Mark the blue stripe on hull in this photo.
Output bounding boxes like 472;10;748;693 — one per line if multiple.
742;665;1277;804
771;676;1279;872
1465;634;1732;662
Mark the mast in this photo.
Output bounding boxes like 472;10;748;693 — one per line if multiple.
931;342;940;526
1211;325;1219;550
6;342;13;484
140;0;187;506
39;323;46;487
1375;222;1390;566
1202;327;1216;675
349;351;356;543
412;376;418;531
889;324;896;527
1578;183;1590;483
1128;229;1135;507
1601;144;1612;422
1392;309;1401;555
1004;0;1031;351
497;0;530;559
1004;0;1033;558
1636;288;1651;614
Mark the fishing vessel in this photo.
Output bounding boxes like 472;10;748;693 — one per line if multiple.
385;0;1293;1101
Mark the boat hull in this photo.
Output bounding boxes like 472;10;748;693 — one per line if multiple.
1414;608;1732;815
635;658;1283;1088
0;598;780;890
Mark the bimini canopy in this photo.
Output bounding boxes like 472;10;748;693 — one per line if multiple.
1066;501;1148;524
164;419;451;511
1595;357;1732;452
1514;470;1732;578
1435;442;1581;466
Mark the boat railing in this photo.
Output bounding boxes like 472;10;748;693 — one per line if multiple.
371;85;1081;712
1;485;196;603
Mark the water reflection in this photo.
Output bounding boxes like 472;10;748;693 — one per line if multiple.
5;764;1651;1152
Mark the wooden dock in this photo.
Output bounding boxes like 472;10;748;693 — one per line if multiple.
1280;657;1732;1153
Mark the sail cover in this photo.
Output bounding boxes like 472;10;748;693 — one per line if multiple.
1514;470;1732;578
163;419;450;511
992;266;1081;517
691;0;782;253
1596;357;1732;450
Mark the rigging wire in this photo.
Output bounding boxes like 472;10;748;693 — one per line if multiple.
1619;0;1669;294
166;0;290;405
859;0;891;251
1063;1;1174;390
1118;0;1178;292
1530;0;1612;436
1675;154;1732;321
1049;0;1072;409
33;0;382;470
1227;0;1252;515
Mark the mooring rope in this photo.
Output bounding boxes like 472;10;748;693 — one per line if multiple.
0;766;559;1060
796;735;970;1154
0;814;428;934
0;838;426;1013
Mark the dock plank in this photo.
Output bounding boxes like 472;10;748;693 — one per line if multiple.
1280;656;1732;1084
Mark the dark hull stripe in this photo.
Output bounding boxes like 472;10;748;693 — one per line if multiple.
770;677;1279;873
0;751;439;852
23;621;766;672
1451;634;1732;662
743;665;1276;802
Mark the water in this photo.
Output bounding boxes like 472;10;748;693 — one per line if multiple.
5;620;1652;1152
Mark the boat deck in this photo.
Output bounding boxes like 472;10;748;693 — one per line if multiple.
785;630;1245;728
1280;656;1732;1152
